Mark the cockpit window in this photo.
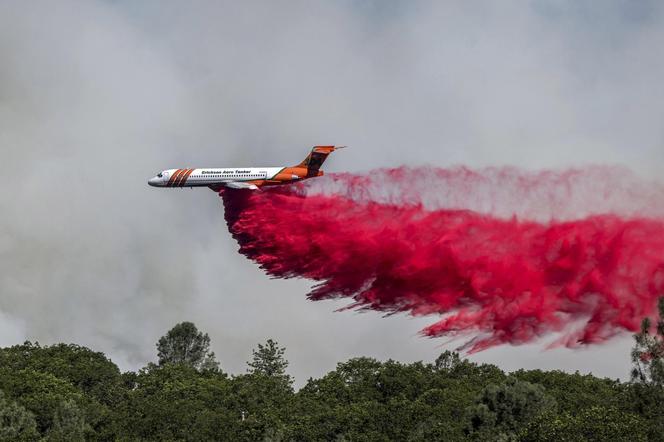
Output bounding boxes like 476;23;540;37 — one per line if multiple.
157;172;163;178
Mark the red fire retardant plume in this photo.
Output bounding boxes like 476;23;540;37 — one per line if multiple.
221;168;664;352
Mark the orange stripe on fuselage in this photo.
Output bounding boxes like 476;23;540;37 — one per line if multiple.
168;169;183;187
178;169;194;187
174;169;189;187
174;168;190;187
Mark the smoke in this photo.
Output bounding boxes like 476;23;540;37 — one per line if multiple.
222;167;664;352
0;310;25;348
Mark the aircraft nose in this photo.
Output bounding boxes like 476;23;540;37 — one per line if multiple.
148;177;161;187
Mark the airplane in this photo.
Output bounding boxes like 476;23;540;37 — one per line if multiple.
148;146;345;191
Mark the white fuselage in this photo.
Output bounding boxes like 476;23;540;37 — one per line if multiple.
148;167;286;188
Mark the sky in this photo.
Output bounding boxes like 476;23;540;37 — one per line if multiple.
0;0;663;384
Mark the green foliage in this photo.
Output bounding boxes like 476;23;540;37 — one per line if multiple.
0;342;124;407
114;363;236;440
0;367;103;435
46;399;90;442
247;339;291;384
631;297;664;385
0;341;120;439
0;390;39;441
156;321;219;371
434;349;464;371
512;369;623;413
229;373;294;440
289;355;503;441
522;406;649;442
465;377;556;440
621;382;664;441
0;322;662;440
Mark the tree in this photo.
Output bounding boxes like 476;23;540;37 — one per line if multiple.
0;342;124;406
513;369;623;414
433;350;463;372
0;368;103;436
0;390;39;441
465;377;556;440
46;399;89;442
631;297;664;385
114;364;235;441
627;299;664;439
232;339;294;438
247;339;290;381
623;382;664;440
156;322;219;371
522;406;648;442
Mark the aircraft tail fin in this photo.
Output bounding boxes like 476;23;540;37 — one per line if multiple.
296;146;345;173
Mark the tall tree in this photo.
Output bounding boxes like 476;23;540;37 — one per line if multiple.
156;322;219;371
631;297;664;385
247;339;289;379
433;350;463;372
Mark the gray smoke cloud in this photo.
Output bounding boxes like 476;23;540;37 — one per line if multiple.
1;0;663;382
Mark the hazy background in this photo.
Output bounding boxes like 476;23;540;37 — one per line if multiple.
1;0;663;383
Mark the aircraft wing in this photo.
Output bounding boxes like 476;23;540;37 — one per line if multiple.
223;181;259;190
207;182;259;192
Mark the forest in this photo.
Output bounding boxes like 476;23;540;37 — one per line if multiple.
0;300;663;441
